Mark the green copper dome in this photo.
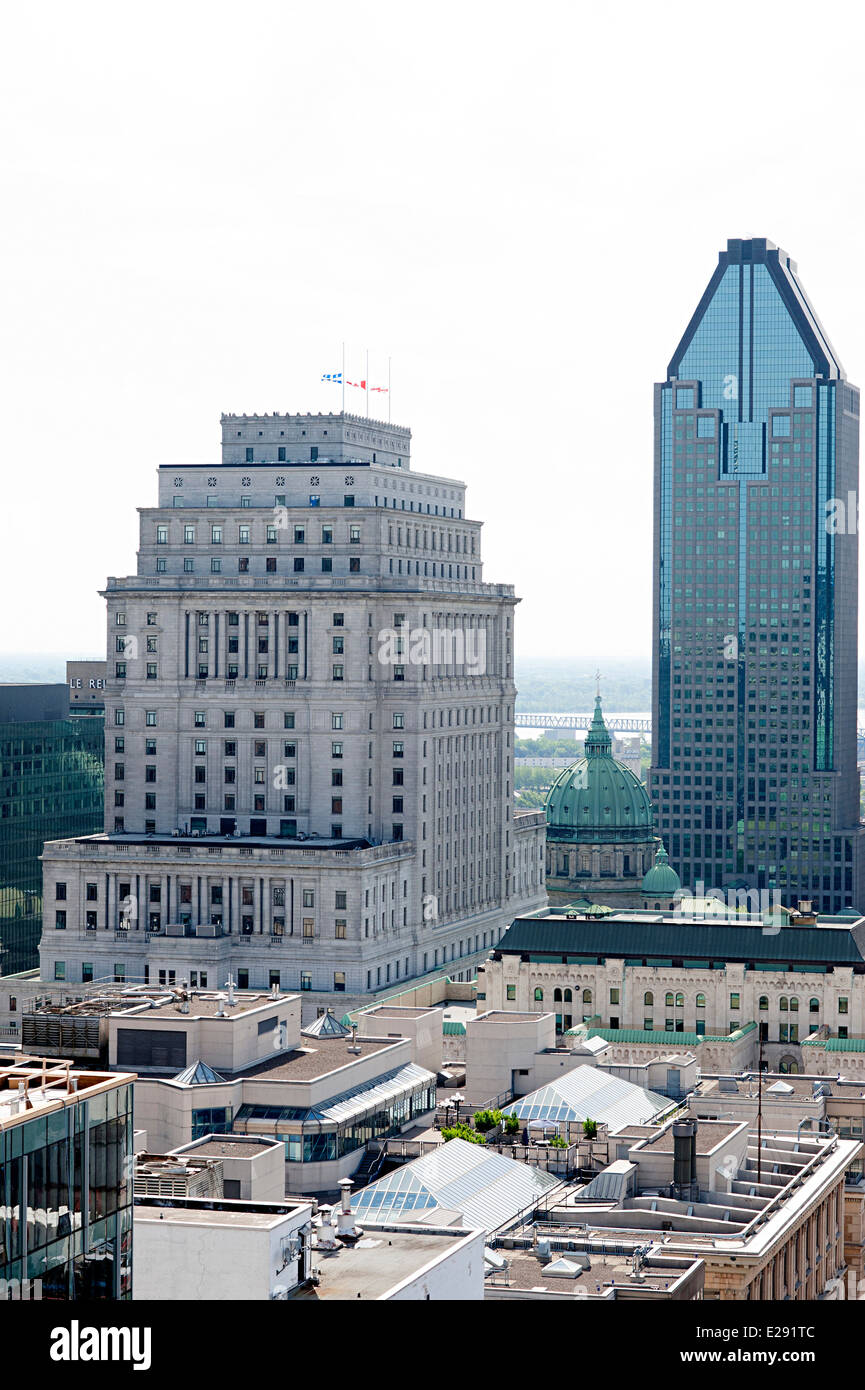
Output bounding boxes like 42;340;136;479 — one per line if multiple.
545;696;653;844
641;843;681;896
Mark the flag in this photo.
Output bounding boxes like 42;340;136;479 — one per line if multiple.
370;385;389;393
345;379;366;389
321;372;343;383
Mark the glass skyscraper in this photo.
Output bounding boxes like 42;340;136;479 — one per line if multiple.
650;238;864;912
0;687;104;975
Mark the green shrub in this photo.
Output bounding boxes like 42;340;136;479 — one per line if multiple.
549;1135;568;1149
441;1123;485;1145
582;1117;598;1139
504;1113;521;1135
473;1108;503;1134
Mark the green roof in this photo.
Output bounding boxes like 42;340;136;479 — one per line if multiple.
586;1028;705;1046
802;1035;865;1052
442;1020;466;1036
641;843;681;896
545;696;653;844
497;916;865;968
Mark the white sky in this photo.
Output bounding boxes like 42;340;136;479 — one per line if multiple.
3;0;865;664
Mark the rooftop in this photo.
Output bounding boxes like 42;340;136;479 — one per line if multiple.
26;986;292;1022
487;1244;702;1299
295;1224;481;1301
501;1065;675;1134
229;1035;397;1082
0;1055;135;1130
351;1136;563;1235
495;913;865;968
178;1138;278;1158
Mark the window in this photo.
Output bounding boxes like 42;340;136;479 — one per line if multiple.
534;987;544;1002
609;988;619;1005
335;922;347;940
758;995;768;1011
146;710;157;726
730;992;740;1011
211;525;222;544
301;972;312;992
55;911;67;930
156;525;168;544
839;997;849;1015
332;741;343;758
332;612;344;627
54;962;66;981
335;891;347;909
506;986;516;1001
696;993;706;1009
56;882;67;900
643;991;654;1006
393;713;405;729
331;713;343;730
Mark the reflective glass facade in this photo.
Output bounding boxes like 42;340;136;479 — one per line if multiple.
0;716;104;973
0;1080;133;1299
651;239;863;909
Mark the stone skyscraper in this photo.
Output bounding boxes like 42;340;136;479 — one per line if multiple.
39;412;545;1009
650;238;864;912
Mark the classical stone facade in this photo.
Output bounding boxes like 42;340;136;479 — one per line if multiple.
478;906;865;1072
38;411;545;1013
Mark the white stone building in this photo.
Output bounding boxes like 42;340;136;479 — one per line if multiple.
38;411;545;1012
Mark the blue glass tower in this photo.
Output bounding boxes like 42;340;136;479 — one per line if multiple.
650;238;863;911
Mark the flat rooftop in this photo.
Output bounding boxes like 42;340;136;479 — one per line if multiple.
27;988;293;1021
181;1139;277;1158
230;1035;397;1081
135;1203;301;1231
0;1056;135;1130
696;1073;865;1101
473;1011;545;1025
638;1120;743;1154
490;1248;694;1298
294;1226;476;1300
57;831;376;852
363;1006;436;1019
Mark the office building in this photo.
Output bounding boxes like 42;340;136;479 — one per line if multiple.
0;685;103;975
0;1054;135;1298
38;411;545;1009
650;238;864;910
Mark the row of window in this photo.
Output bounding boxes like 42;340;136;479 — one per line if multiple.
158;521;363;544
525;986;850;1014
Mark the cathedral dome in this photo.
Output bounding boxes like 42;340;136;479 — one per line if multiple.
545;696;653;844
641;843;681;897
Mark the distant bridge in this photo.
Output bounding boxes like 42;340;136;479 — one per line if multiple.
516;712;865;740
515;712;652;734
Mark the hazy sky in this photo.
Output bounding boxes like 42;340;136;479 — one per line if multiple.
3;1;865;664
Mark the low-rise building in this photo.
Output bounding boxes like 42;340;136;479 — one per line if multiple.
480;905;865;1073
133;1189;485;1300
496;1116;860;1300
19;980;436;1193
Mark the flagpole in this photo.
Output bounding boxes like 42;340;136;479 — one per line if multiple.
388;356;391;423
341;342;345;413
365;348;369;419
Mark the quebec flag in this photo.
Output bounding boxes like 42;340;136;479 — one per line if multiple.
321;371;343;383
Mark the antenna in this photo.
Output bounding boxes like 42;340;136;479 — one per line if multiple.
757;1026;764;1185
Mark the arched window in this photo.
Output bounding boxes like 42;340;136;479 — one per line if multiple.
644;991;654;1007
695;993;705;1010
790;997;799;1012
554;988;562;1003
582;989;592;1005
759;996;769;1011
809;997;819;1013
675;992;684;1008
534;987;544;1003
564;988;573;1003
779;997;788;1011
665;992;674;1009
654;901;661;910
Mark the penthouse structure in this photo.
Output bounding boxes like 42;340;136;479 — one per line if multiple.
38;411;545;1011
